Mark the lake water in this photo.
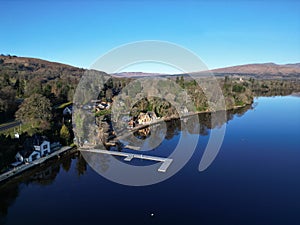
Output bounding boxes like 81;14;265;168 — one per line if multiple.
0;96;299;225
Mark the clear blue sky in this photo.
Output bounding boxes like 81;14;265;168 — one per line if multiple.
0;0;299;71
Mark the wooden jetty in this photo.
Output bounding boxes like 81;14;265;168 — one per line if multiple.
80;149;173;172
0;146;74;183
124;145;141;150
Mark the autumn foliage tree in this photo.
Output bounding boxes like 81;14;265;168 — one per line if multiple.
60;124;71;145
16;94;52;130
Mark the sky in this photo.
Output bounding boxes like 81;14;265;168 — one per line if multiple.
0;0;299;73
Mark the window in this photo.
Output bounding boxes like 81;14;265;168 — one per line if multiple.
43;144;48;150
31;154;38;161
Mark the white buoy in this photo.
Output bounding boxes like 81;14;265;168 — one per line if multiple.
150;213;154;217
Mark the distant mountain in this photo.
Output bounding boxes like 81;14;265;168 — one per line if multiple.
284;63;300;68
210;63;300;78
114;63;300;79
1;54;299;79
112;72;164;78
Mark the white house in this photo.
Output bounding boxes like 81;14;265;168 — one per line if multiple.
63;106;72;115
14;132;20;139
96;102;111;111
15;149;41;163
33;140;51;156
15;136;51;163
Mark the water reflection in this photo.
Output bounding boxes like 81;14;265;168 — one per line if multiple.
132;104;252;142
26;164;60;186
134;127;151;140
0;104;252;223
0;182;18;223
1;97;300;225
0;152;86;223
81;103;254;182
62;156;72;172
76;153;87;176
0;164;64;222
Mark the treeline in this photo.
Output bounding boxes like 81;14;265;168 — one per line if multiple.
1;55;300;147
0;56;81;149
0;55;82;123
94;76;300;120
74;75;300;147
248;78;300;96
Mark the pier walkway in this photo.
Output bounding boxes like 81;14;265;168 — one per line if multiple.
80;149;173;172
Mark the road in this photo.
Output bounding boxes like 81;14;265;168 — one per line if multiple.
0;121;21;132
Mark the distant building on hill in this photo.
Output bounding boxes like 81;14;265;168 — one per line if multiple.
63;105;73;115
137;111;157;125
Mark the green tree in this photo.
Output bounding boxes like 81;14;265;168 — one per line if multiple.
3;74;11;86
179;76;185;88
60;124;71;145
14;78;25;97
16;94;52;130
106;89;113;101
25;78;43;97
43;84;52;98
232;84;245;93
224;76;229;83
0;86;16;113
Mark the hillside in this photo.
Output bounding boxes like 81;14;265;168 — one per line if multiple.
1;55;299;79
1;54;300;154
114;63;300;79
210;63;300;78
112;72;164;78
0;55;87;123
0;55;85;81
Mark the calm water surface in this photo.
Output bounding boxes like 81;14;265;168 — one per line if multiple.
0;96;299;225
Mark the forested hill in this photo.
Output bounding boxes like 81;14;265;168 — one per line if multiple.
0;55;86;101
0;55;87;122
0;55;85;80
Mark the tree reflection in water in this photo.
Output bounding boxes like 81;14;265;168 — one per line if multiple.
76;153;87;176
0;152;87;222
134;127;151;140
0;104;252;222
131;104;253;145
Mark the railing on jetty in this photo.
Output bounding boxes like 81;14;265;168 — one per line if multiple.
80;149;173;173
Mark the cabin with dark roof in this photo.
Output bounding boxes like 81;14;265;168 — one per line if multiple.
15;135;51;163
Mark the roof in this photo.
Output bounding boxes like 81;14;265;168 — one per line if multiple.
10;161;23;167
19;148;36;158
63;106;73;114
21;135;49;157
32;135;48;146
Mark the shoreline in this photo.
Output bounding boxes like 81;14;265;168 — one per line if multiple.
127;102;252;132
105;102;253;149
0;146;77;184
